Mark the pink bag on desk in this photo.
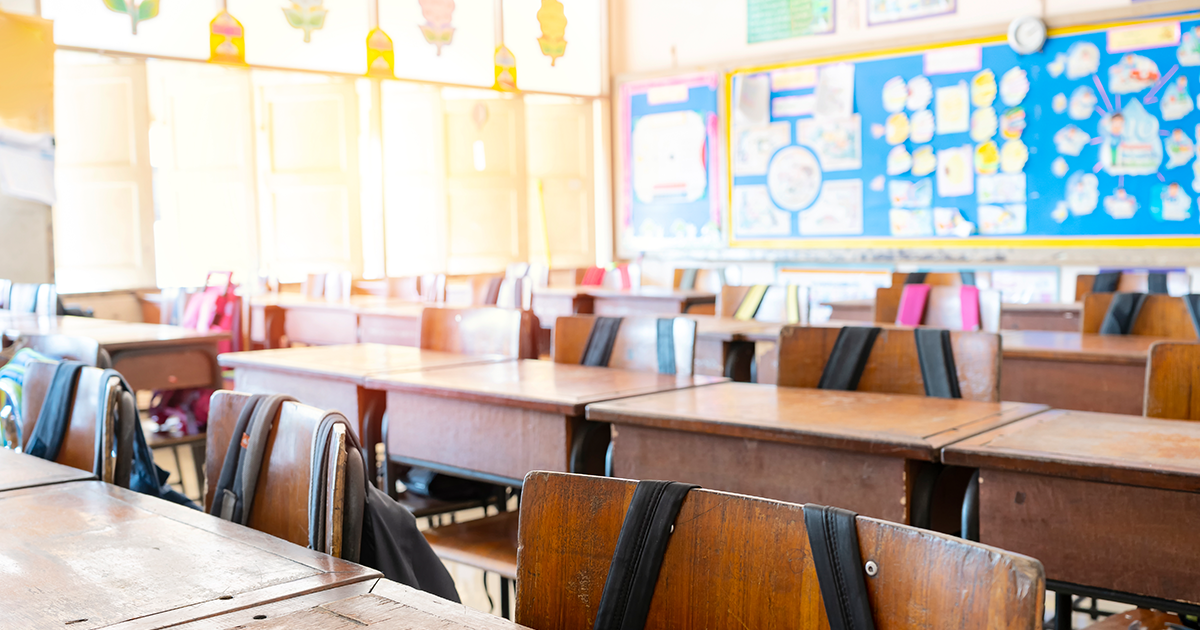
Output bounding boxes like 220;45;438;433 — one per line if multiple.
895;284;931;326
181;272;241;354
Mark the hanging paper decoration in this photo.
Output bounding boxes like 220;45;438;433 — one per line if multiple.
366;28;395;77
283;0;328;43
102;0;159;35
418;0;456;56
209;6;246;65
536;0;568;66
494;45;518;91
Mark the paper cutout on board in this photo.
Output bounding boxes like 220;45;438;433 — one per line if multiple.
1104;188;1139;219
934;207;975;236
907;76;933;111
975;141;999;175
935;82;970;135
537;0;569;66
1000;139;1029;173
816;64;856;118
937;145;974;197
882;76;907;113
870;175;885;191
1160;77;1194;121
418;0;455;55
889;178;933;208
798;116;863;171
734;75;771;126
1054;125;1090;156
102;0;159;35
1099;101;1163;176
283;0;327;43
209;9;246;65
1109;54;1161;94
799;180;865;235
870;123;885;139
767;145;823;210
1107;21;1181;54
886;113;910;145
1052;157;1069;178
970;107;997;142
1165;128;1195;168
889;208;934;236
494;45;518;91
912;145;936;176
887;146;912;175
910;110;935;144
1151;182;1192;220
1000;68;1029;107
734;122;791;175
999;107;1026;140
772;67;817;91
1047;53;1066;79
1052;201;1069;222
971;70;996;107
1181;27;1200;66
366;27;396;78
1067;41;1101;79
1067;172;1100;215
978;204;1027;234
734;186;791;236
978;173;1026;204
773;95;815;117
925;45;983;75
1052;93;1067;115
632;111;708;204
1069;86;1097;120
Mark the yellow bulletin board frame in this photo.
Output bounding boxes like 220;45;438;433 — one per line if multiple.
726;11;1200;250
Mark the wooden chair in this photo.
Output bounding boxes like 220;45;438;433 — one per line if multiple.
673;268;724;292
205;391;362;560
515;471;1044;629
876;284;1001;332
1081;293;1198;339
20;335;108;367
774;325;1001;402
301;272;353;301
1144;341;1200;420
5;282;58;315
553;314;697;375
1075;271;1186;302
548;267;586;287
419;306;540;360
717;284;809;324
21;361;135;485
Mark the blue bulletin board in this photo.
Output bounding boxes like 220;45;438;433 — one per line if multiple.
728;13;1200;248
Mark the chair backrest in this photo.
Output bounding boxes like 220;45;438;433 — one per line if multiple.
303;272;352;301
21;362;131;483
1075;271;1184;302
516;472;1044;630
20;335;107;367
419;273;446;302
7;283;57;315
552;315;697;376
420;307;540;359
495;276;529;310
883;285;1001;332
673;268;724;292
1081;293;1199;339
205;391;360;558
717;284;809;324
892;271;965;286
776;325;1001;402
548;268;587;287
1145;341;1200;420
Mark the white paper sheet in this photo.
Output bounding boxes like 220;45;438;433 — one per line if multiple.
0;128;56;206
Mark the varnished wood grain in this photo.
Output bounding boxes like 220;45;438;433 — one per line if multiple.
220;344;507;384
421;307;540;360
999;302;1082;332
424;511;520;579
552;315;697;376
585;286;716;317
0;447;93;492
515;472;1044;630
0;481;378;630
1145;341;1200;420
1082;293;1200;339
1084;609;1184;630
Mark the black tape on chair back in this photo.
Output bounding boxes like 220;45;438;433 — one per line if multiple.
914;329;962;399
593;480;697;630
679;269;698;290
904;272;928;284
655;319;676;375
1099;293;1147;335
582;317;623;367
1093;271;1121;293
1148;272;1169;294
1184;295;1200;339
804;505;877;630
209;394;264;517
959;271;976;286
818;327;881;391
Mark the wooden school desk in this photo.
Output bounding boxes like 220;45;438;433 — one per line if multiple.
248;293;425;348
689;315;784;380
1000;330;1164;416
942;409;1200;618
586;382;1045;527
366;360;725;487
0;314;227;391
219;343;510;475
1;481;379;630
823;299;1084;332
586;286;716;316
0;447;93;492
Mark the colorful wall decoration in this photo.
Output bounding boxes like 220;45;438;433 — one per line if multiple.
619;72;724;254
536;0;567;66
418;0;455;55
728;13;1200;248
283;0;328;43
102;0;159;35
747;0;834;44
209;7;246;64
494;44;517;91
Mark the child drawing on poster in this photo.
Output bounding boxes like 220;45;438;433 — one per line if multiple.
1160;76;1194;121
1098;101;1163;176
1066;172;1099;216
1104;188;1139;219
632;111;708;204
1151;182;1192;221
1166;128;1195;169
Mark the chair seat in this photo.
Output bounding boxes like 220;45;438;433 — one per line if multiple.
1085;609;1182;629
395;491;485;518
424;511;519;580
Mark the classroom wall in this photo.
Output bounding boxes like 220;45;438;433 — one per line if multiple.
609;0;1200;271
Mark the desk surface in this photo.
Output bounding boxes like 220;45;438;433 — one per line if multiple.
587;382;1045;461
219;343;509;383
0;448;93;492
1;481;378;630
367;359;725;416
689;315;785;341
942;409;1200;492
1000;330;1164;364
0;315;227;350
533;286;715;300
